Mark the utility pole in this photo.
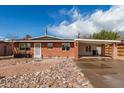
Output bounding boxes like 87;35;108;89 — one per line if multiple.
45;27;47;36
77;32;80;38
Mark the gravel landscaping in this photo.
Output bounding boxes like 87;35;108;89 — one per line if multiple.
0;58;93;88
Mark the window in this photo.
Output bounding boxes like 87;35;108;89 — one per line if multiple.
62;43;70;51
19;43;31;50
86;45;91;52
48;43;53;48
19;43;26;50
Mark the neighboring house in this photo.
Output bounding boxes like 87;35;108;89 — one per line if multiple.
0;40;13;56
12;35;124;60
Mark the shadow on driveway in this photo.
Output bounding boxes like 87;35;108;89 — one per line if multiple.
76;58;124;88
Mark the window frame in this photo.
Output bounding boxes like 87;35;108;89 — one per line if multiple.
62;43;70;51
19;43;31;50
47;43;53;49
19;43;26;50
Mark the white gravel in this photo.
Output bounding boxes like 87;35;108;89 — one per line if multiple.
0;58;93;88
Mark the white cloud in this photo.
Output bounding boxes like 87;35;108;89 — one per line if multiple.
0;36;10;41
48;6;124;38
68;7;82;21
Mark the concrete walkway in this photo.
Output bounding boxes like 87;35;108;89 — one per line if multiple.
76;58;124;88
0;56;13;60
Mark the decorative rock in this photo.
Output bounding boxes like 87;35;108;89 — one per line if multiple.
0;58;93;88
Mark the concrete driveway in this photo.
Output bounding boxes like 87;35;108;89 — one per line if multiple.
75;58;124;88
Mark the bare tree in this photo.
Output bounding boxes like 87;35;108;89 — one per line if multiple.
76;32;81;38
80;34;92;39
23;34;32;40
75;32;92;39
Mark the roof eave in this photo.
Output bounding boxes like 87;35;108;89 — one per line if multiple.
12;40;74;43
75;39;121;44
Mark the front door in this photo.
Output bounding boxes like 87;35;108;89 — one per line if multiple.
34;43;41;58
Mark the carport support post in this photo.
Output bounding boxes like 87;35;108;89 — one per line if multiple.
101;44;105;56
112;43;118;59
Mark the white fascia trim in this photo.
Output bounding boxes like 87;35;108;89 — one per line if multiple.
75;38;121;43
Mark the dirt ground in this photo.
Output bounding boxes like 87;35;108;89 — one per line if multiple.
76;58;124;88
0;58;58;77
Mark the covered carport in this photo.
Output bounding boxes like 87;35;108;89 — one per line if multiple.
75;39;121;59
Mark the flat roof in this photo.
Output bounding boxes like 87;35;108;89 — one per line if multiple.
75;39;121;44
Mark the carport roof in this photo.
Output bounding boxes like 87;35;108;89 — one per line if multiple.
75;39;121;44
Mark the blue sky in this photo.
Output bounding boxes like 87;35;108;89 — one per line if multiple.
0;5;112;39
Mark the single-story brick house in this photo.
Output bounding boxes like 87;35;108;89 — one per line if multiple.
0;40;13;56
11;35;124;60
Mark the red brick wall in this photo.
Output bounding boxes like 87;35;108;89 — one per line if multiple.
41;42;75;58
14;42;76;58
